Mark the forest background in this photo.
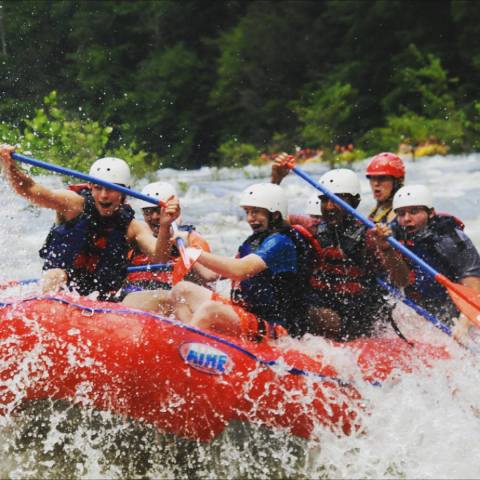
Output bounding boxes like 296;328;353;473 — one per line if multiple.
1;0;479;177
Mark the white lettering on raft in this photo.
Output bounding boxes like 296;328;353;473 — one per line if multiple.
179;342;233;375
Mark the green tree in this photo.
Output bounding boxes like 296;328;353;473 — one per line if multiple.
293;82;357;165
216;139;260;167
210;1;325;148
383;44;458;118
362;45;465;155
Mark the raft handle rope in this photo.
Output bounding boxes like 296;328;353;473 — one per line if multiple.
0;295;382;388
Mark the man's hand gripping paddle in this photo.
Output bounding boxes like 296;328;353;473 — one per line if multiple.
11;152;196;281
281;155;480;331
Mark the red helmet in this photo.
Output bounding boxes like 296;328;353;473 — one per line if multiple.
366;152;405;179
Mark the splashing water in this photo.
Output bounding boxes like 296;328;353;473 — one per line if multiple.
0;155;479;479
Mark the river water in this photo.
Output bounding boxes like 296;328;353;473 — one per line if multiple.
0;154;479;478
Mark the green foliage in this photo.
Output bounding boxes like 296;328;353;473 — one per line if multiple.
1;1;480;169
21;91;112;173
383;45;457;118
0;122;20;145
6;91;149;178
216;140;260;167
333;148;367;166
121;42;204;169
293;82;357;149
462;101;480;151
360;112;465;155
362;45;464;155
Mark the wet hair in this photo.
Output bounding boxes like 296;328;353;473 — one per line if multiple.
267;211;287;229
391;177;404;199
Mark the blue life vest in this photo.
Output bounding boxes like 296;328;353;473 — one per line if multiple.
231;226;314;330
39;189;135;299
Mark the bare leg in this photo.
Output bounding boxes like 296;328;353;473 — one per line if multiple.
41;268;67;294
191;301;243;337
170;281;213;323
122;289;173;315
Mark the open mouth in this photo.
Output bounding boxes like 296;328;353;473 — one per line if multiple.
149;222;160;233
250;223;263;232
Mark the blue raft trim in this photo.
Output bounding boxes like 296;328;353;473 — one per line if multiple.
0;295;383;388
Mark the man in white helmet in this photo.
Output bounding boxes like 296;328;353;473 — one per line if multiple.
120;181;211;310
297;169;410;340
0;144;179;300
161;183;315;340
392;184;480;323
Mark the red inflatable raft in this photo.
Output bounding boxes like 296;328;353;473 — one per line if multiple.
0;295;449;441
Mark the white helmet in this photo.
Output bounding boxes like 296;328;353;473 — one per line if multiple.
89;157;131;186
318;169;361;196
393;184;434;211
305;193;321;216
239;183;288;218
136;181;177;209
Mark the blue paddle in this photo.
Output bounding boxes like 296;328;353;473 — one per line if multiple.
376;278;452;336
286;160;480;328
0;264;173;292
11;152;192;269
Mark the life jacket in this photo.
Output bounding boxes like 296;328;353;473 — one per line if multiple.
230;226;314;329
391;214;465;312
368;202;395;225
39;187;135;299
123;225;202;293
309;218;379;298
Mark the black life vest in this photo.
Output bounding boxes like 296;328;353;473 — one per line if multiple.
230;226;315;330
391;214;466;319
310;218;380;298
39;188;135;299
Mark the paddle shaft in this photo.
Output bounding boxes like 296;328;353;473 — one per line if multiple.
376;278;452;336
0;263;173;291
11;152;190;264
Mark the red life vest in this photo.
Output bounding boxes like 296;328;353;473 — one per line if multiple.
307;220;377;297
124;228;210;291
126;247;174;290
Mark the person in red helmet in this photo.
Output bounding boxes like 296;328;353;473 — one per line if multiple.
366;152;405;224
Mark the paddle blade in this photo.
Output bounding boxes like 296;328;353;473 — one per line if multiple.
438;275;480;328
448;284;480;328
172;248;202;285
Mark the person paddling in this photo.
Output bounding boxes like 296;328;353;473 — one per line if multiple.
120;181;211;310
0;144;179;300
166;183;315;340
298;169;410;340
365;152;405;224
391;184;480;324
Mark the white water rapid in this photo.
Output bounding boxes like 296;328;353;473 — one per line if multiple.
0;154;479;479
